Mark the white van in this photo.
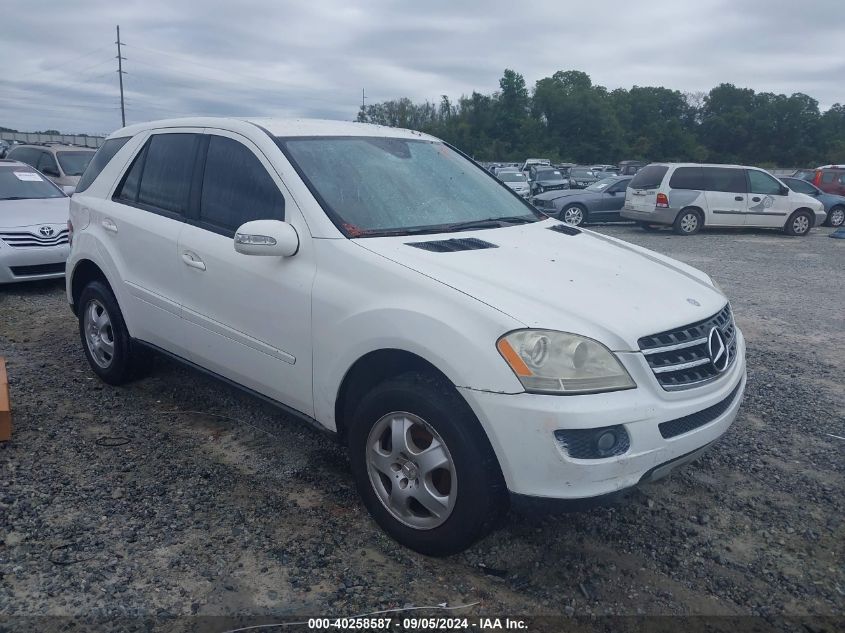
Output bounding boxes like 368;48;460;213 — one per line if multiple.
621;163;825;235
67;119;746;555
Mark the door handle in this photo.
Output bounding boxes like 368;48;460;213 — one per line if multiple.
751;197;761;202
181;251;206;271
734;196;744;201
101;218;118;233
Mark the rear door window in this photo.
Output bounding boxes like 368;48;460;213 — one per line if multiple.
76;137;130;193
821;172;835;184
702;167;746;193
136;134;199;216
36;152;59;176
668;167;706;190
198;135;284;236
629;165;669;189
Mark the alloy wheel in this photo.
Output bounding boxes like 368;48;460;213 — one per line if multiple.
680;213;699;233
563;206;584;226
84;299;115;368
829;208;844;227
792;214;810;234
366;411;457;530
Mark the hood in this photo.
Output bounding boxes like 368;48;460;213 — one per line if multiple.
0;197;70;228
793;191;824;210
355;219;726;351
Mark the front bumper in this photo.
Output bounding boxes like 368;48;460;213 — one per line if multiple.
458;329;746;500
0;244;69;283
621;205;680;225
814;209;827;225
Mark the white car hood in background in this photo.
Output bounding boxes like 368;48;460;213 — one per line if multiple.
0;197;70;228
356;219;726;351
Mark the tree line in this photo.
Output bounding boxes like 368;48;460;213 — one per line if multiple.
356;70;845;167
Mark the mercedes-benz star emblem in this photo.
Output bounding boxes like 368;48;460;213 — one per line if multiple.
38;225;55;237
686;298;701;306
707;327;730;373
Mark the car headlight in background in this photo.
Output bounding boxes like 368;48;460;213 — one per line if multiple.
497;330;636;394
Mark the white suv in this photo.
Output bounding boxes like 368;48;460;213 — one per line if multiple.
67;118;746;555
621;163;825;235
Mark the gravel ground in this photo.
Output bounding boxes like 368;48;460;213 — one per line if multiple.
0;223;843;628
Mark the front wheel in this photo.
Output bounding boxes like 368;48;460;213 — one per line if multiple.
348;372;507;556
784;210;812;236
561;204;586;226
673;209;702;235
825;206;845;228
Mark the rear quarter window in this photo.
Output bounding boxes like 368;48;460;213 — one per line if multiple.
75;137;130;193
629;165;669;189
668;167;706;190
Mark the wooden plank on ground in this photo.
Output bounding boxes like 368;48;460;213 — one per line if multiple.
0;357;10;442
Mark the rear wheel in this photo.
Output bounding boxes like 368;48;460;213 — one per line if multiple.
562;204;586;226
348;371;507;556
825;206;845;228
784;210;812;236
673;208;703;235
78;281;150;385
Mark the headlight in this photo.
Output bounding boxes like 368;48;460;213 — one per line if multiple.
496;330;636;394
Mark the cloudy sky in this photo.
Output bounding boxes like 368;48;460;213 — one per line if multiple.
1;0;842;135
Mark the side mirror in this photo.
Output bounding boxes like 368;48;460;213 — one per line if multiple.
62;185;76;196
234;219;299;257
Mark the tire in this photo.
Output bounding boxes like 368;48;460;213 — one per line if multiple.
77;280;150;385
824;206;845;228
638;221;660;232
348;371;508;556
561;204;587;226
673;208;702;235
784;209;813;236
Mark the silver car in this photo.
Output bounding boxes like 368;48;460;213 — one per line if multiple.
6;144;95;187
0;160;71;283
497;169;531;198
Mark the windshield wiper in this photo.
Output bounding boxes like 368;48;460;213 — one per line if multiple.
442;216;537;232
0;197;27;201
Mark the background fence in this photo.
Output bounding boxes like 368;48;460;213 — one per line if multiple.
0;132;104;148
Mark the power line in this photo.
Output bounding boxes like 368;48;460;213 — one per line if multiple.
116;25;126;127
0;44;112;83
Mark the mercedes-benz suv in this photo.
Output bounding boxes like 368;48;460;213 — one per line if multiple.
66;118;746;555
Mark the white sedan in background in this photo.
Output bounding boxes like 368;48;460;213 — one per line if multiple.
0;160;71;284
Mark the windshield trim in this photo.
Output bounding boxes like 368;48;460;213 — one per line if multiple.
274;135;544;238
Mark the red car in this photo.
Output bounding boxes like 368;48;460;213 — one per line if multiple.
801;165;845;196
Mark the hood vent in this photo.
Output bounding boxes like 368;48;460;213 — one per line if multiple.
548;223;582;236
406;237;498;253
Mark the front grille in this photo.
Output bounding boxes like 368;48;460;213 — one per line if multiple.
10;262;66;276
406;238;497;253
639;304;737;390
0;229;69;248
658;382;742;439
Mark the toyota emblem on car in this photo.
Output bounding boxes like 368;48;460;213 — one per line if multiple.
38;225;55;237
707;327;730;373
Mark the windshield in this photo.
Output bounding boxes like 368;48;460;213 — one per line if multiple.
586;178;618;192
570;168;594;178
499;172;527;182
56;151;94;176
535;170;564;181
784;178;816;194
0;166;65;200
279;137;542;236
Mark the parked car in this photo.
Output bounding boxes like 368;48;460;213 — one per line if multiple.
791;168;816;181
807;165;845;196
0;159;71;283
618;160;646;176
0;140;10;158
496;169;530;198
567;167;600;189
520;158;550;173
621;163;825;236
6;144;96;187
533;176;632;226
67;118;746;555
780;176;845;227
528;166;568;196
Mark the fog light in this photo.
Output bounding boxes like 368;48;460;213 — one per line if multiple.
595;430;619;456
